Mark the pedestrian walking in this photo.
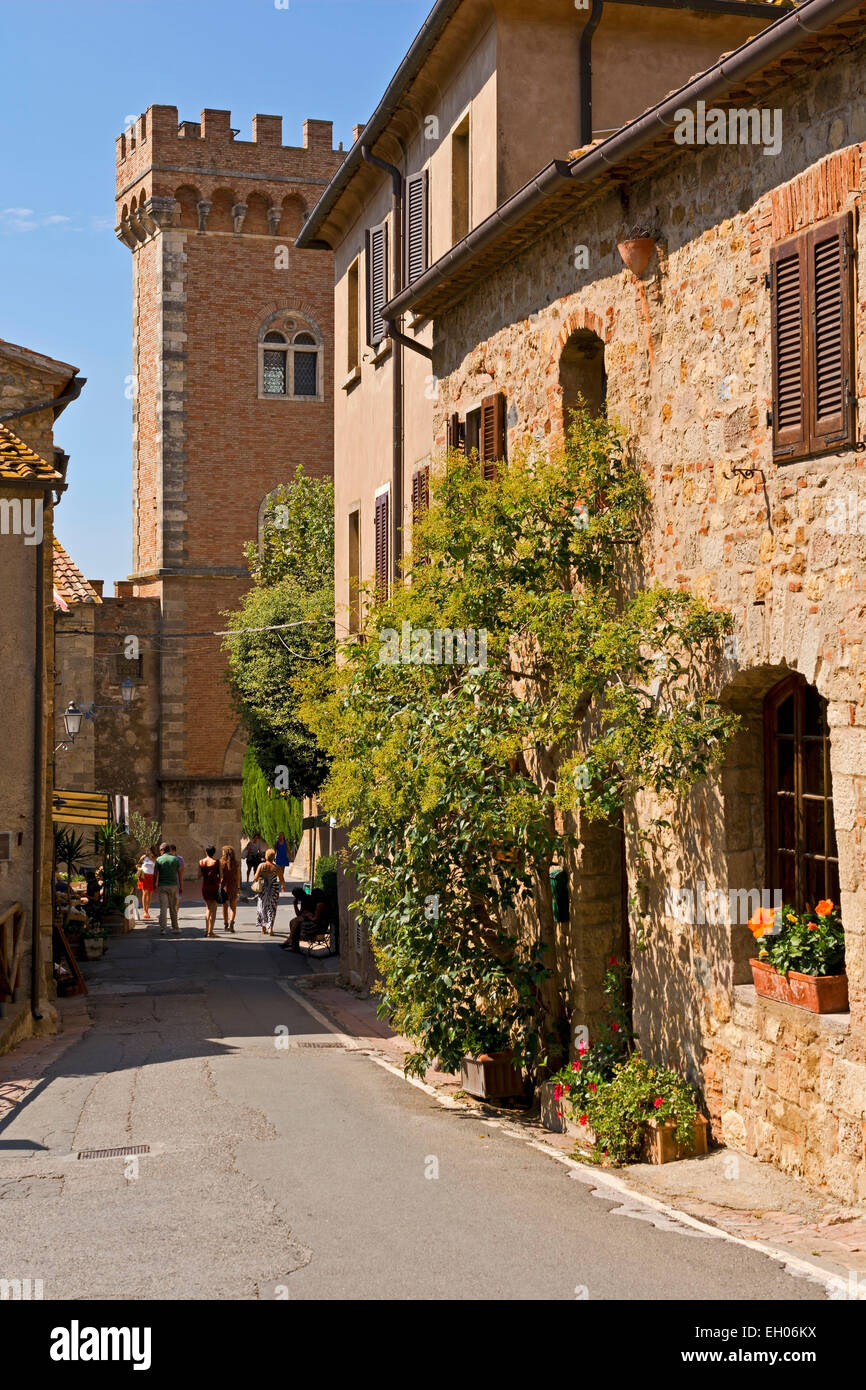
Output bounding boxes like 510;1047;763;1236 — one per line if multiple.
219;845;240;931
136;845;158;920
252;849;280;935
199;846;221;937
274;832;290;890
244;834;266;884
154;842;182;935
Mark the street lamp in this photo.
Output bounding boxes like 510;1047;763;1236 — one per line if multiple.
120;679;134;710
63;701;83;742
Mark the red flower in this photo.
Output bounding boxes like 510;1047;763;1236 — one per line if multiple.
589;1082;597;1092
571;1060;581;1072
563;1084;571;1094
578;1040;588;1056
609;955;618;966
653;1097;664;1109
808;923;819;931
553;1083;563;1100
579;1114;588;1126
557;1110;563;1119
611;1023;620;1033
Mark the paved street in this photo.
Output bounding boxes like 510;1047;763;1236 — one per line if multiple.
0;898;827;1301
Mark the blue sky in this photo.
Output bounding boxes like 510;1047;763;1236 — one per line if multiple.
0;0;429;585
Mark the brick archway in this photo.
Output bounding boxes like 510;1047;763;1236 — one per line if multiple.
557;307;610;350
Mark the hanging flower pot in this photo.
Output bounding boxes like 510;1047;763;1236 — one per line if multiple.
617;237;656;275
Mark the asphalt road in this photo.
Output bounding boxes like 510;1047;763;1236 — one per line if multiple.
0;898;826;1301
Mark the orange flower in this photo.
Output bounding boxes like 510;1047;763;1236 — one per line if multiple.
815;899;834;917
748;906;777;938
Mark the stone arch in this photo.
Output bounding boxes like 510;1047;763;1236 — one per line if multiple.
209;187;237;232
223;723;246;778
279;194;307;239
244;191;271;235
174;184;201;230
559;327;607;429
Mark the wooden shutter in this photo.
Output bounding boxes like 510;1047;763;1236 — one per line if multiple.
770;234;808;461
405;170;428;286
479;392;506;480
771;212;855;462
412;465;430;522
374;491;390;595
366;220;389;347
809;212;854;453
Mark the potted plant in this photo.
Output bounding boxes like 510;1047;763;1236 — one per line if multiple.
566;1053;706;1165
82;923;108;960
748;900;847;1013
460;1022;525;1100
617;222;657;275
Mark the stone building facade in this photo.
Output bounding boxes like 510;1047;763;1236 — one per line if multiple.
0;339;85;1052
113;107;342;863
389;5;866;1202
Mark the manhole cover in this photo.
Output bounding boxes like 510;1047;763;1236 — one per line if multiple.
77;1144;150;1160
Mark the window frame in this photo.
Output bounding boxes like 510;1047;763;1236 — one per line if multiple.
764;672;839;911
257;318;324;402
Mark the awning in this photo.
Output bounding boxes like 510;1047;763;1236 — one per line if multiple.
52;789;113;827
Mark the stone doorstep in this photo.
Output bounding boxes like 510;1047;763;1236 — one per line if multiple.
306;984;866;1277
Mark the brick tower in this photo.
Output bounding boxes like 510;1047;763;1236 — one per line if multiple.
115;106;341;861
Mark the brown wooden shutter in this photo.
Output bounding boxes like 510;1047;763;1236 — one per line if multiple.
374;492;390;596
405;170;428;286
770;235;808;462
412;465;430;523
366;220;389;347
808;212;854;453
479;392;506;480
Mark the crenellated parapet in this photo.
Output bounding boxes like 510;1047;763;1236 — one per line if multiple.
114;106;344;252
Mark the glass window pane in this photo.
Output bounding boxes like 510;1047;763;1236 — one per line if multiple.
263;350;286;395
776;692;794;735
804;683;827;735
778;851;796;903
778;794;796;850
777;737;795;792
804;798;824;853
802;738;824;795
293;350;317;397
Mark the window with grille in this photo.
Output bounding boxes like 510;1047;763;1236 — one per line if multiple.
765;673;839;910
258;320;323;400
770;212;855;461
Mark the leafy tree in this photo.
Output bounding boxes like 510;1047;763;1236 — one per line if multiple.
300;411;738;1077
223;468;334;797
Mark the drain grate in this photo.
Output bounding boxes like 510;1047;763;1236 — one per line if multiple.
77;1144;150;1160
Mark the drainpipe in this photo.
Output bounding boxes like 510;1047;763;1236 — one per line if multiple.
0;376;86;425
31;505;48;1020
362;144;404;583
579;0;604;149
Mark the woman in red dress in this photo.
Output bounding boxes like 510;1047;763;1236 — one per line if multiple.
199;846;221;937
136;846;158;920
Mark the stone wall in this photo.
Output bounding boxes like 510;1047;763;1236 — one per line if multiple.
430;36;866;1201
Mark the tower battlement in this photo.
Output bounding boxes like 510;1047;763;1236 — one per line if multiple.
115;106;343;248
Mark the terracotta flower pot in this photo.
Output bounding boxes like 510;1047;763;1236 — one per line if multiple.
617;236;656;275
642;1114;709;1165
461;1051;524;1100
750;958;848;1013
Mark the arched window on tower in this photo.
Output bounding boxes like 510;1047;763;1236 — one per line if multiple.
258;315;323;401
560;329;607;431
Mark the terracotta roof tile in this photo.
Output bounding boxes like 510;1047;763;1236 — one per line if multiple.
53;537;102;605
0;422;63;483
